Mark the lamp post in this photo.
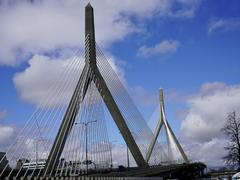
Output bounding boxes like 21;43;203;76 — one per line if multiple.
35;138;45;168
109;143;113;169
119;143;130;170
75;120;97;175
119;131;134;170
36;139;38;168
126;145;129;170
110;140;118;168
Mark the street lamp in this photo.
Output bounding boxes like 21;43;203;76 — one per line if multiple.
126;145;129;170
35;138;47;169
126;131;136;170
119;131;135;170
110;140;118;168
75;120;97;175
119;143;130;170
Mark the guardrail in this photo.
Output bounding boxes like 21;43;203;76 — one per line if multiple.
4;177;162;180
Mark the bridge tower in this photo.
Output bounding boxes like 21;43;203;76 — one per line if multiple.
145;89;189;163
43;3;147;177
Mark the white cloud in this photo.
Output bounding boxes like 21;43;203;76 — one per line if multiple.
13;48;157;109
137;40;180;58
180;82;240;166
13;54;84;107
111;143;136;167
185;138;227;167
0;0;200;66
208;18;240;35
13;53;128;107
0;110;14;146
0;125;15;145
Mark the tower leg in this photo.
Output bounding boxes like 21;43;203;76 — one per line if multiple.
93;69;147;167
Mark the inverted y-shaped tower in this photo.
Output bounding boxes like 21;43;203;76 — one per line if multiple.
145;89;189;163
43;3;147;176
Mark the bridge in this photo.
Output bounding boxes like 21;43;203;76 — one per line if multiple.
0;3;206;179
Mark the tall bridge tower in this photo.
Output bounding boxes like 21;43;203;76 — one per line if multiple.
43;3;147;177
0;4;196;180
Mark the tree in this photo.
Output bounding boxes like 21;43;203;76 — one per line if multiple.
222;111;240;168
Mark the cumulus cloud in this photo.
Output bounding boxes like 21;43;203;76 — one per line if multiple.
185;138;228;167
181;82;240;142
180;82;240;166
0;110;14;146
0;125;15;145
13;52;129;107
137;40;180;58
208;18;240;35
111;143;136;167
13;54;84;107
0;0;200;66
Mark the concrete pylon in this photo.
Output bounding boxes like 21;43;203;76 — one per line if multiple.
145;89;189;163
43;3;147;176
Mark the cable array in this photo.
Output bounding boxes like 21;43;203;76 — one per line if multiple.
95;43;156;158
0;39;184;178
0;47;87;178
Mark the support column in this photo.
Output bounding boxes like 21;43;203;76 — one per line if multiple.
145;117;163;162
86;3;147;167
145;89;189;163
93;69;147;167
44;4;148;176
159;89;189;163
43;66;89;176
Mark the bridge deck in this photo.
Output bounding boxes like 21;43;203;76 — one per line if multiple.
93;162;206;178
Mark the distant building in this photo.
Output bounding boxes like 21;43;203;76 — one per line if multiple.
0;152;10;170
16;158;30;170
22;159;46;170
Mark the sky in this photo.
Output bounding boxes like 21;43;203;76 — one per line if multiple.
0;0;240;168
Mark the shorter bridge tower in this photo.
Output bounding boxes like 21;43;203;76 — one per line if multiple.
145;89;189;163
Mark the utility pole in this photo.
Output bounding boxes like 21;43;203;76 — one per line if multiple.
36;139;38;168
119;132;132;170
110;140;118;168
75;120;97;175
126;145;130;170
110;143;113;169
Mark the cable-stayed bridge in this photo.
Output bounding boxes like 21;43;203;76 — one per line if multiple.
0;3;205;180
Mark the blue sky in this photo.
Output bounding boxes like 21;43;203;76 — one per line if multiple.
0;0;240;167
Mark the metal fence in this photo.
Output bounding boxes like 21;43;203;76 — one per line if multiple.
5;177;163;180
